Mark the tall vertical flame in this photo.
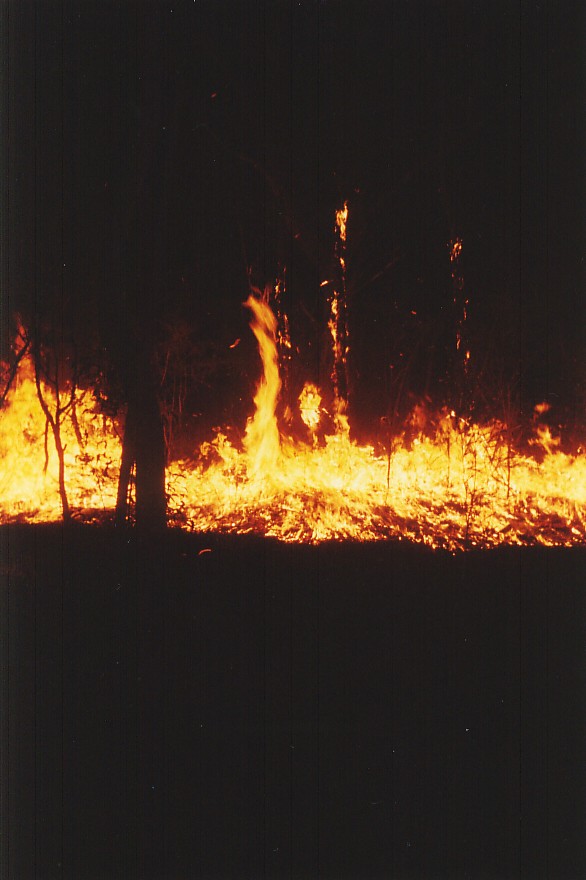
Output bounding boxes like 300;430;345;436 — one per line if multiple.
242;292;282;477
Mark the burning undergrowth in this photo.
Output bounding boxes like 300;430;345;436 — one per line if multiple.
165;302;586;551
1;206;585;551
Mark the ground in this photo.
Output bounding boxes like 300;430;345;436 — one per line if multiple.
2;524;586;879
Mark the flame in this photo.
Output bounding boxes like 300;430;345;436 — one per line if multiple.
328;201;350;422
242;292;281;477
298;383;322;433
164;294;586;550
2;309;586;550
336;202;349;242
1;206;585;550
0;346;121;522
450;238;463;262
167;365;586;549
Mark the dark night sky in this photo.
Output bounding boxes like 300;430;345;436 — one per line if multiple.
3;0;586;429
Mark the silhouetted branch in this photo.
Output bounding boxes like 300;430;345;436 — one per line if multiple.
0;337;31;407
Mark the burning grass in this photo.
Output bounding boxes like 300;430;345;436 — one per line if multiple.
2;240;585;550
0;347;121;523
166;408;586;550
2;305;585;551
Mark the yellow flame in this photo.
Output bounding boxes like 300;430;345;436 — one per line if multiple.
2;306;586;551
242;293;282;477
167;384;586;549
450;238;463;262
0;348;121;521
165;297;586;550
336;202;349;242
299;383;322;432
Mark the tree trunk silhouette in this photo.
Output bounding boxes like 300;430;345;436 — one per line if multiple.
32;345;71;524
115;353;166;531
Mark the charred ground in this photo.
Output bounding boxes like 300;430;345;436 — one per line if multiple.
2;523;585;879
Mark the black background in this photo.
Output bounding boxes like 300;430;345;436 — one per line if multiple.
3;0;586;428
3;527;586;879
1;526;586;880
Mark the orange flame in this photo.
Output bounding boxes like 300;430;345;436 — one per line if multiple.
242;292;282;477
2;205;586;549
336;202;349;242
2;312;586;549
450;238;463;262
298;383;322;433
165;293;586;550
0;346;121;522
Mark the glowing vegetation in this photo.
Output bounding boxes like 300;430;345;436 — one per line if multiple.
0;344;121;522
2;205;585;550
166;294;586;550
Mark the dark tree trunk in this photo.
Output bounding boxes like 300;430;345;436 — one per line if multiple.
103;21;170;531
133;381;167;531
52;418;71;524
115;412;136;527
33;353;71;524
115;356;167;531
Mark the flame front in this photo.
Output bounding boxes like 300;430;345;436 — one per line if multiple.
2;265;586;550
165;296;586;550
2;316;586;549
169;394;586;549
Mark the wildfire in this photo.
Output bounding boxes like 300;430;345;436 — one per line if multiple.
2;211;586;550
166;301;586;550
0;344;121;522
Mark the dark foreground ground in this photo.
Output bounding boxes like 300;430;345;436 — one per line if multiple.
1;523;585;880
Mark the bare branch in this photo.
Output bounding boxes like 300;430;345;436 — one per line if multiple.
0;338;31;407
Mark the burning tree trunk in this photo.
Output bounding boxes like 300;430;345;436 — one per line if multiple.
329;202;351;420
448;236;472;411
